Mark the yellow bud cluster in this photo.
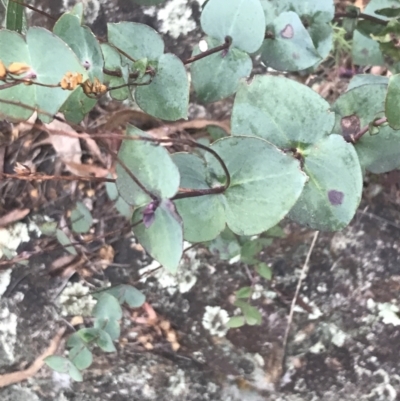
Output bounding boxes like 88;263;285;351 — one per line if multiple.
60;72;83;90
82;77;107;96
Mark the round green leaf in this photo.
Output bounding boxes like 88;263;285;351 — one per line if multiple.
69;345;93;370
53;13;103;123
96;329;116;353
200;0;266;53
208;228;241;260
132;199;183;274
71;202;93;234
54;14;103;80
191;36;252;103
93;293;123;321
116;125;180;206
235;286;252;299
107;22;164;61
227;316;245;328
94;317;120;341
106;285;146;308
27;27;88;123
289;135;363;231
348;74;389;91
231;75;335;149
172;153;226;242
44;355;83;382
256;262;272;280
135;53;189;121
234;300;262;325
260;11;321;71
206;136;307;236
350;0;395;66
0;30;33;121
260;0;334;70
333;83;400;173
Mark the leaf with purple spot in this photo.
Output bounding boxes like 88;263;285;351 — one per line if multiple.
289;135;363;231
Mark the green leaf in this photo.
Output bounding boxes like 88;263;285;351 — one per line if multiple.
106;285;146;308
386;73;400;129
132;199;183;273
116;125;180;207
66;332;85;348
259;0;334;71
289;135;363;231
231;75;335;149
265;225;285;238
71;202;93;234
93;293;123;321
352;30;384;66
69;345;93;370
175;136;306;239
351;0;396;65
56;229;77;255
256;262;272;280
105;178;133;218
96;329;116;352
226;316;246;328
0;28;88;122
235;286;253;299
333;83;400;173
44;355;83;382
240;238;272;265
260;11;321;71
94;317;120;341
172;153;226;242
107;22;164;61
77;328;101;343
101;43;130;101
70;2;84;21
6;0;23;33
200;0;266;53
209;136;307;235
53;13;103;123
347;74;389;91
375;6;400;17
190;36;252;103
207;125;228;141
135;53;189;120
234;300;262;325
208;227;241;260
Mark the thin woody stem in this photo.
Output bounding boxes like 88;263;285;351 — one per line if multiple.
184;37;232;65
0;172;116;183
345;117;388;143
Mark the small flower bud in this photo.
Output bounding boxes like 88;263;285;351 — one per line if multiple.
0;60;6;80
7;62;31;75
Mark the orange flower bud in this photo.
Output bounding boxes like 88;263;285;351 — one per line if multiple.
7;62;31;75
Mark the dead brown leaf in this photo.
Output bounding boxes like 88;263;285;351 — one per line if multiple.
43;119;82;167
0;208;30;227
0;327;65;388
146;119;231;138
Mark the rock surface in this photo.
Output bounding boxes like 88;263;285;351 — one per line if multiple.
0;1;400;400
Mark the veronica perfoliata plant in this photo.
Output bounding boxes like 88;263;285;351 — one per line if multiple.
1;0;400;380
